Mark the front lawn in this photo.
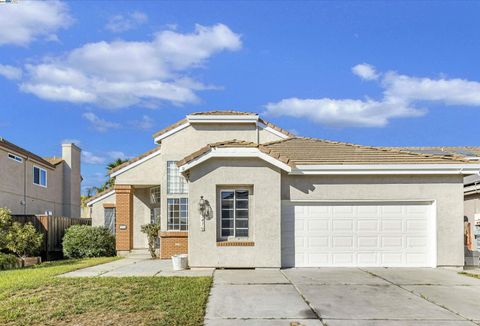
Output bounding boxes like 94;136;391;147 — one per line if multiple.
0;258;212;326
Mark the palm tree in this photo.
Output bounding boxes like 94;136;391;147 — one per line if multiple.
102;158;129;190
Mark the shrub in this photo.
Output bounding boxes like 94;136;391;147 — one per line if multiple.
0;253;18;270
63;225;116;258
141;223;161;258
0;208;43;258
6;222;43;258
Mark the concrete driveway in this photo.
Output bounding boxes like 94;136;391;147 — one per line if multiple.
205;268;480;325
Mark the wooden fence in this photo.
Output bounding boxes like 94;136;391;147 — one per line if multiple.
11;215;91;259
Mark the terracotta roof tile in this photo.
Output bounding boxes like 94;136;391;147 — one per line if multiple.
43;157;64;165
390;146;480;158
177;137;474;169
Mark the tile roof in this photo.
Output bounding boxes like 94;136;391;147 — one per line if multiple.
0;137;55;168
152;110;294;139
43;157;64;165
390;146;480;158
177;137;474;168
109;146;161;174
85;187;115;205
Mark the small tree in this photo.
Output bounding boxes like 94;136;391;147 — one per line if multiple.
6;222;43;258
0;208;12;250
141;223;161;258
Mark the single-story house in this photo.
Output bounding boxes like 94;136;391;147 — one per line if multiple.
86;111;480;268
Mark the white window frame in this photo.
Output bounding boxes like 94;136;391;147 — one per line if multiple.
33;165;47;188
167;161;188;194
150;186;161;204
220;189;249;239
167;197;188;231
8;153;23;163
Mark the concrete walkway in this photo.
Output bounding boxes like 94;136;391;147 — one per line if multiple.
205;268;480;325
59;256;214;277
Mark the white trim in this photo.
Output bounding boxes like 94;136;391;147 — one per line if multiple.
187;114;259;123
153;122;190;143
86;189;116;207
7;152;23;163
178;147;292;173
110;148;162;178
33;165;47;188
290;164;480;175
257;123;290;139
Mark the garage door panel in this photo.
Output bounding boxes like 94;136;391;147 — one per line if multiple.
282;201;434;267
358;236;378;249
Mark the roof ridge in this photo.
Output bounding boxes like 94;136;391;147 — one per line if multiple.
267;137;470;163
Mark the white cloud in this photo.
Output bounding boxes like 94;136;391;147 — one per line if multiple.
82;112;120;132
0;64;22;80
107;151;130;160
129;115;154;130
81;151;106;165
106;11;148;33
352;63;379;81
17;24;241;108
265;64;480;128
61;139;81;146
0;0;72;46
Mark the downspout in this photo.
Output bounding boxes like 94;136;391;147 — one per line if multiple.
256;122;259;144
23;157;27;215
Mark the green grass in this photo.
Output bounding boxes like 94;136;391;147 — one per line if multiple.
0;258;212;326
459;271;480;279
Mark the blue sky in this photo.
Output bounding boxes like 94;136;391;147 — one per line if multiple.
1;1;480;193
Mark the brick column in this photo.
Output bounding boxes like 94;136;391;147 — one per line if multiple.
115;185;134;252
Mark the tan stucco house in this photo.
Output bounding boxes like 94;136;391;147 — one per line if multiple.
0;138;81;217
86;111;480;268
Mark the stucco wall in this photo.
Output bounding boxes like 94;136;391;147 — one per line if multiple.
187;157;282;268
0;146;64;215
132;188;152;249
90;191;116;227
282;174;465;266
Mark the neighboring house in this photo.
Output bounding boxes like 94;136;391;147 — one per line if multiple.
86;111;480;268
0;138;81;217
394;147;480;266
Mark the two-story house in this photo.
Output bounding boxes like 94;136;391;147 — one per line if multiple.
0;138;81;217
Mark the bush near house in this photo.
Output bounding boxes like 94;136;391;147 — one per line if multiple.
0;208;43;270
141;222;161;258
63;225;116;258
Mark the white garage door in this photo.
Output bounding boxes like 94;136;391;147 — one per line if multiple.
282;201;435;267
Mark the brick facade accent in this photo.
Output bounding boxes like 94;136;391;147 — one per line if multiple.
159;231;188;259
216;241;255;247
115;185;134;251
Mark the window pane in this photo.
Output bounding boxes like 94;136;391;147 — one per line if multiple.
222;219;234;229
222;229;233;237
33;167;40;184
167;161;188;194
40;170;47;186
236;229;248;237
236;200;248;209
236;190;248;199
221;191;234;200
235;219;248;228
236;210;248;219
167;197;188;231
222;201;234;210
221;209;233;219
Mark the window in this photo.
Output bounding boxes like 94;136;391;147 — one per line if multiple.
150;186;161;204
167;198;188;230
104;208;116;234
33;166;47;187
221;190;249;238
167;161;188;194
8;153;23;163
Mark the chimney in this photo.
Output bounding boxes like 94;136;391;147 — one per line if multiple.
62;143;81;217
